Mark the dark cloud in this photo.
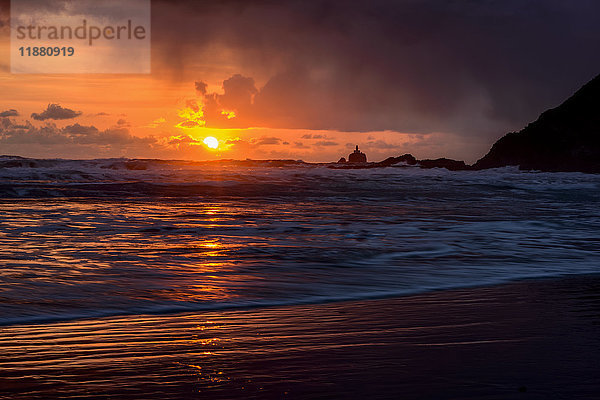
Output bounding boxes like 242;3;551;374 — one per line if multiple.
63;123;99;136
197;74;259;128
153;0;600;140
31;104;82;121
0;109;19;117
72;127;152;146
195;81;208;95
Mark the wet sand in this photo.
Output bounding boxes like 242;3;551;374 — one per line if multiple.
1;275;599;399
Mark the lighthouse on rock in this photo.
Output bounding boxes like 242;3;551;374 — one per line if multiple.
348;145;367;163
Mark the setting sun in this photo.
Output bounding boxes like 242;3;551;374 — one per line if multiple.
203;136;219;149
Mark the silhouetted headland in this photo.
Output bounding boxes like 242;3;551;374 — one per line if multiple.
332;73;600;173
474;73;600;173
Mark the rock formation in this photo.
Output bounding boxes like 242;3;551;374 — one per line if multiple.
418;158;469;171
474;74;600;173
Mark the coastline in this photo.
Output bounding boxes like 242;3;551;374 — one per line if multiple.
2;272;598;329
2;275;599;399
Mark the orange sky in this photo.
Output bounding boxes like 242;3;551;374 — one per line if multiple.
0;55;493;162
0;69;491;163
2;0;598;163
0;1;493;163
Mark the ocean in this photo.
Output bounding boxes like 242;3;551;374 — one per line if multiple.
1;156;599;326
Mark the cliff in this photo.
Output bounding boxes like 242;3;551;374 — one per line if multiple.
474;74;600;173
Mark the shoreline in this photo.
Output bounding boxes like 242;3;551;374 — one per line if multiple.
3;272;599;329
2;274;600;399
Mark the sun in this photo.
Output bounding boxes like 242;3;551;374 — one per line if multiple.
203;136;219;149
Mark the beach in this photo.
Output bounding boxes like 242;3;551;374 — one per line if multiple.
1;163;599;399
2;275;599;399
3;1;600;398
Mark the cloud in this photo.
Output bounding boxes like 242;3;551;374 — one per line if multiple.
250;136;282;146
218;136;284;151
365;139;400;149
0;118;153;147
177;99;205;128
195;81;208;95
292;142;310;149
195;74;259;129
154;0;600;142
0;109;19;117
314;140;338;147
147;117;166;128
225;138;244;145
168;135;202;146
62;123;99;136
31;104;82;121
301;134;328;139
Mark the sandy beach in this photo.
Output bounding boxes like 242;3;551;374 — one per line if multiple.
1;275;599;399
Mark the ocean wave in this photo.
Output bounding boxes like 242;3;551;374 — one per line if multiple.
1;157;598;198
1;158;599;327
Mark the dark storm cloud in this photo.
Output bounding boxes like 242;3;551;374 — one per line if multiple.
0;109;18;117
197;74;259;128
153;0;600;138
31;104;83;121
